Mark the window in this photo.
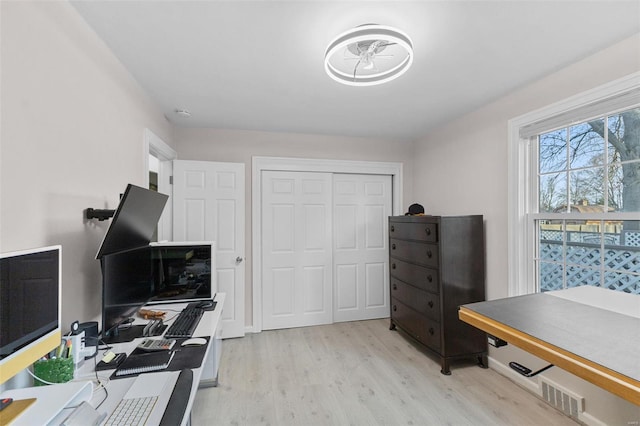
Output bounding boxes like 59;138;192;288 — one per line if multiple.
536;107;640;293
508;73;640;296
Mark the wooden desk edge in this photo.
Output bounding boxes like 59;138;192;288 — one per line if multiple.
458;306;640;405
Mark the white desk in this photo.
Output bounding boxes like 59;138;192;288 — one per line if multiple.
2;293;224;426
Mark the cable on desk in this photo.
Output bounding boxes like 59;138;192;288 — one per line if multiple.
98;338;113;354
163;312;181;323
93;347;109;409
25;368;58;386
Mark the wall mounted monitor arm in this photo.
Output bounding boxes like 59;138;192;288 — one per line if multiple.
85;208;115;221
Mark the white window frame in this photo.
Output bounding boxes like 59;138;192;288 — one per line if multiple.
508;72;640;296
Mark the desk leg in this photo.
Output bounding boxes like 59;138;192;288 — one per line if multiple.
198;374;219;388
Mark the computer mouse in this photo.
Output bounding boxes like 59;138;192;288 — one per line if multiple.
181;337;207;347
196;300;215;310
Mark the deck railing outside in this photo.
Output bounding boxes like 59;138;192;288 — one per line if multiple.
539;231;640;294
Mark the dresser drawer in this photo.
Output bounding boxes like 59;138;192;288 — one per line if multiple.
390;238;439;268
390;277;440;321
389;221;438;243
389;258;439;293
391;298;441;351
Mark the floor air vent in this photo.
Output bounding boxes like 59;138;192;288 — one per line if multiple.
540;378;584;419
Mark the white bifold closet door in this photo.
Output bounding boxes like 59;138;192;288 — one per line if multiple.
261;171;391;330
333;174;391;322
262;171;333;330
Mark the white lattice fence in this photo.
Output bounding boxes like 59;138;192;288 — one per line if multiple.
540;262;563;291
623;231;640;247
540;230;562;241
539;241;640;294
604;271;640;292
539;230;624;244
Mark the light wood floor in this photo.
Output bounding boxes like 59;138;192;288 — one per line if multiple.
192;319;577;425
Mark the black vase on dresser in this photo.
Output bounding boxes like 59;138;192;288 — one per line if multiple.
389;215;488;375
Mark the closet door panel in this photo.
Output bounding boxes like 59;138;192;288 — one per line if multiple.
262;171;333;330
333;174;392;322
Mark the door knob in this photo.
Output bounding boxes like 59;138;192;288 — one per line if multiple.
235;256;244;264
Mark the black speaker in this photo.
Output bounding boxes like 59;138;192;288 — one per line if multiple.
78;321;99;347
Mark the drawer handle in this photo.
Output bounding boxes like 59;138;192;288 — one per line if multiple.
427;275;433;283
391;225;395;232
393;305;397;312
392;263;396;270
427;250;432;258
425;228;431;236
428;300;434;308
392;243;396;250
392;283;397;290
428;328;434;335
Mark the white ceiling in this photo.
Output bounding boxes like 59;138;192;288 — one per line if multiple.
71;1;640;141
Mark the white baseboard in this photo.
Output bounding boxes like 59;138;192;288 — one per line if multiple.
488;356;609;426
579;412;608;426
487;355;540;394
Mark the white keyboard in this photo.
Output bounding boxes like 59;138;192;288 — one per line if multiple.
105;396;158;426
103;371;177;426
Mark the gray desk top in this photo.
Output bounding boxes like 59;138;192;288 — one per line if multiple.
463;293;640;382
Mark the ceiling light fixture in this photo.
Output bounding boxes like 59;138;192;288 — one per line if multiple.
324;24;413;87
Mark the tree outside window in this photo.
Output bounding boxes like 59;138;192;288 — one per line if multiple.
536;107;640;293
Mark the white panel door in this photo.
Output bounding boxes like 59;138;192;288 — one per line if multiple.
333;174;392;322
173;160;245;338
261;171;333;330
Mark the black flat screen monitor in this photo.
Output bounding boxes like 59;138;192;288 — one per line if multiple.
0;246;61;386
148;243;213;304
0;246;60;357
100;243;213;341
95;184;168;259
100;246;154;341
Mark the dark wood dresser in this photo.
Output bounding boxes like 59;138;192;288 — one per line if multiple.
389;215;487;374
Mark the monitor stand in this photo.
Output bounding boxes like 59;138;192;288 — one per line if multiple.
102;323;167;344
102;325;145;344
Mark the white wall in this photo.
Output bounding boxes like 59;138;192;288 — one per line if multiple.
173;127;415;325
0;2;173;335
413;33;640;425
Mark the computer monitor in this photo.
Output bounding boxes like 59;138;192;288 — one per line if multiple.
147;242;214;304
95;184;168;259
99;242;215;342
100;246;154;342
0;245;61;385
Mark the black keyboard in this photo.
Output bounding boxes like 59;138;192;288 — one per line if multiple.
159;369;193;426
164;303;204;338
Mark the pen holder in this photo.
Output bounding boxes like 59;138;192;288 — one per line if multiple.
33;357;74;386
